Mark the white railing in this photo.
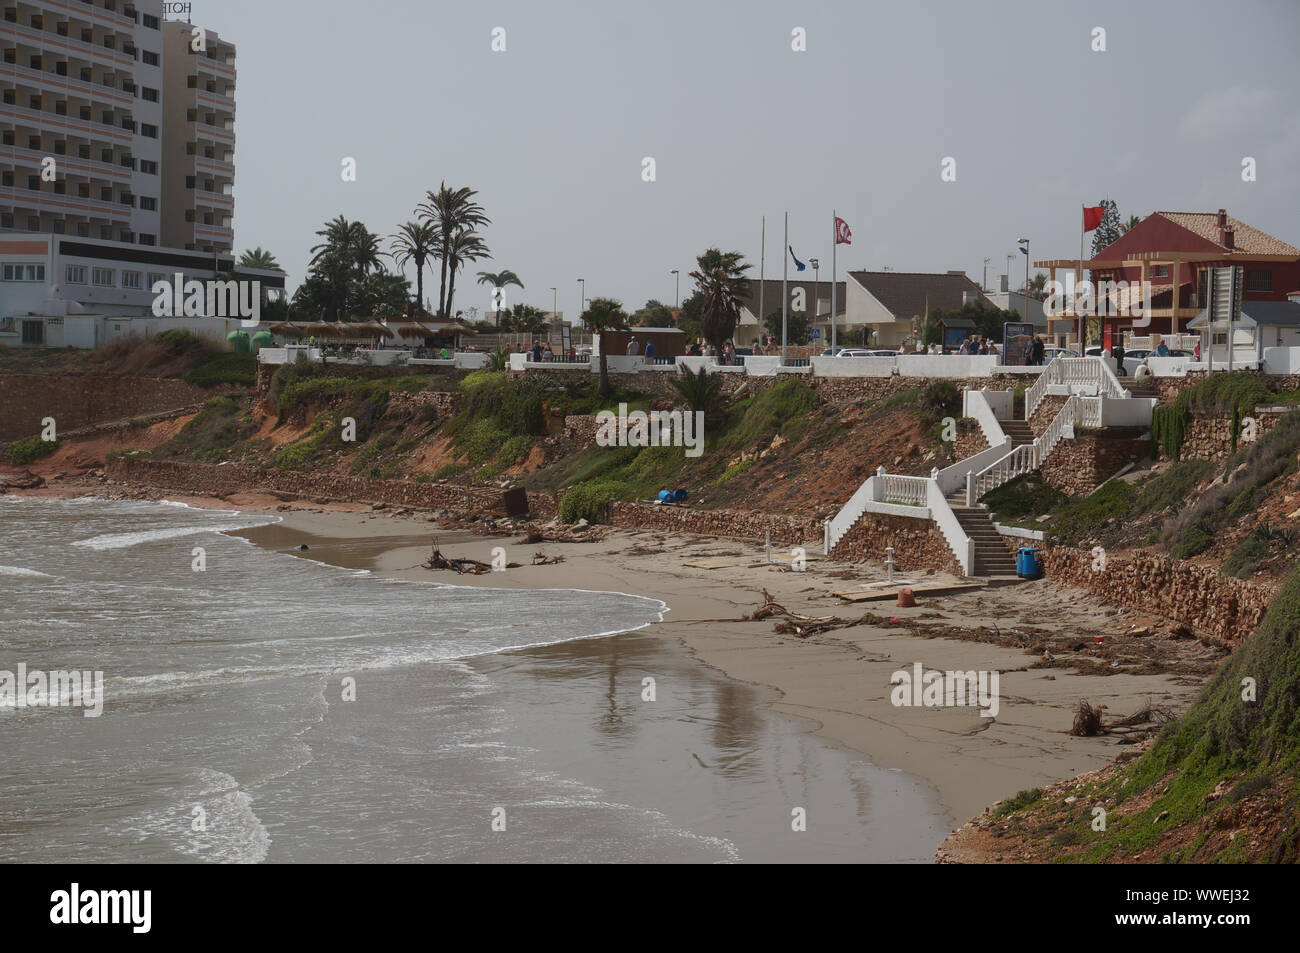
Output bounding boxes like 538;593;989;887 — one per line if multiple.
968;395;1081;503
1025;356;1126;418
880;473;930;507
827;475;880;551
927;479;975;576
1078;395;1102;428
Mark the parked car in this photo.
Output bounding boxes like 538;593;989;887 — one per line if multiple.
864;349;899;357
1041;347;1079;362
820;346;844;357
1121;349;1151;375
836;348;875;357
732;346;755;357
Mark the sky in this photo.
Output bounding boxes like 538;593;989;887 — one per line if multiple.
193;0;1300;319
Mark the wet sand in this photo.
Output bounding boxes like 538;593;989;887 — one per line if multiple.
232;506;1205;828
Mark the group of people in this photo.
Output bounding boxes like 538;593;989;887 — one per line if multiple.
956;336;1000;356
530;342;580;362
625;337;657;361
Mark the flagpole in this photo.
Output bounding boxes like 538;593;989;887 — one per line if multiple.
759;216;765;349
782;212;789;365
1079;205;1085;351
831;209;837;351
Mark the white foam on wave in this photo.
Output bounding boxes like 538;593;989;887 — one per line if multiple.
73;521;275;551
0;565;53;578
129;768;271;864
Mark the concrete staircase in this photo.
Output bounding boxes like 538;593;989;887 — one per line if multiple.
945;491;1019;577
999;419;1036;446
1117;376;1158;399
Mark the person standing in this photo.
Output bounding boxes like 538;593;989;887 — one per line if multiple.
643;340;655;362
627;337;640;356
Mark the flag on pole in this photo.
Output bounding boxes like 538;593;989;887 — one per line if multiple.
834;217;852;245
789;246;806;272
1082;205;1105;232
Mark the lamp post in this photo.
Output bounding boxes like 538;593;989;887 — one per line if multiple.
670;269;679;310
1017;239;1030;325
983;257;990;292
577;278;585;330
550;286;557;324
809;257;820;345
1006;254;1014;291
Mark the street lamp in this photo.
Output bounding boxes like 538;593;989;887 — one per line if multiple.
983;257;990;292
577;278;585;329
1017;239;1030;325
670;269;679;310
550;286;557;323
809;257;820;345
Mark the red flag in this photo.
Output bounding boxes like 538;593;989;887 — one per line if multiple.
834;217;852;245
1082;205;1105;232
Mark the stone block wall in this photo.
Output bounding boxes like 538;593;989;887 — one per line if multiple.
1166;410;1289;462
1042;546;1273;646
830;512;962;576
1028;394;1069;436
1040;428;1150;496
609;502;821;546
0;373;214;442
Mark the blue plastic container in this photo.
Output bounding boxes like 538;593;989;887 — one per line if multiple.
673;488;688;503
1017;547;1041;579
657;490;673;503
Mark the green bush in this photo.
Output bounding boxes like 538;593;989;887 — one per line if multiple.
1153;371;1275;458
1046;480;1137;547
919;379;960;422
185;351;257;388
558;479;629;523
154;396;257;463
6;435;58;466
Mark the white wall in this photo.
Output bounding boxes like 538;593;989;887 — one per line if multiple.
1098;396;1157;427
811;356;896;377
897;355;998;377
1262;347;1300;374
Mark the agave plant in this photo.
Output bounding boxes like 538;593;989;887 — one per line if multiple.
670;365;725;425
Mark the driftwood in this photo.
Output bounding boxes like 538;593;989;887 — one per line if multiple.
1069;699;1174;737
531;551;565;566
422;544;521;575
746;589;852;639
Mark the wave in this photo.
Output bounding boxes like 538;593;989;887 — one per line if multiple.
73;521;275;551
0;565;53;578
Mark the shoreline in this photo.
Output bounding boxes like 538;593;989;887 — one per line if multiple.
11;483;1209;836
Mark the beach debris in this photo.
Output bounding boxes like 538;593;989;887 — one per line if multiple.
422;541;520;575
897;588;916;608
531;551;565;566
0;470;45;489
1069;699;1173;737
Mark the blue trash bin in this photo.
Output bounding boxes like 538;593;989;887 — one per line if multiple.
657;489;674;503
1017;547;1040;579
673;488;688;503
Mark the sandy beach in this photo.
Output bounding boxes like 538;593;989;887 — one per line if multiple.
210;496;1207;830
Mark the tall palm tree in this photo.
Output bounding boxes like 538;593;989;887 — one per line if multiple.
476;269;524;326
418;182;491;316
581;297;629;395
237;247;282;272
689;248;751;351
308;216;383;321
389;221;440;316
443;229;490;320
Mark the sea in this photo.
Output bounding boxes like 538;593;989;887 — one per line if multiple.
0;497;950;863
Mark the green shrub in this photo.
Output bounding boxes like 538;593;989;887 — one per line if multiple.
919;379;960;422
6;435;58;466
154;396;257;463
1153;371;1275;458
1046;480;1136;547
1133;459;1213;514
185;351;256;388
558;479;628;523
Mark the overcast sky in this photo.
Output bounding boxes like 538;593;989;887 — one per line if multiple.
194;0;1300;317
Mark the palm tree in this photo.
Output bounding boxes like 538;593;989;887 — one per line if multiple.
237;247;282;272
580;297;629;395
418;182;491;316
443;229;490;319
389;221;440;316
1120;214;1143;235
670;365;724;426
307;216;383;321
689;248;751;351
476;269;524;326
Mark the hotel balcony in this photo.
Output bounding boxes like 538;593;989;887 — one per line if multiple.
195;120;235;147
0;183;130;220
194;188;233;210
1;103;135;147
1;21;138;75
0;142;133;183
0;61;136;108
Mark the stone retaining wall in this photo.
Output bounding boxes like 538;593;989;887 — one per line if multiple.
830;512;962;575
0;373;214;442
1040;428;1150;496
106;458;559;516
1164;410;1290;462
609;501;821;545
1041;546;1272;646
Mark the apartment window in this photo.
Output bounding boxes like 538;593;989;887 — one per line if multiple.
52;219;65;234
28;95;41;110
143;13;160;29
139;196;156;210
53;182;65;194
185;176;196;189
66;265;88;285
122;271;142;289
119;192;134;207
147;273;165;288
0;171;11;186
0;131;10;146
142;50;159;66
1247;269;1273;292
138;234;155;246
140;123;158;138
2;49;13;65
76;224;90;237
186;109;197;123
186;143;197;155
142;87;158;102
187;76;197;88
100;188;112;201
2;264;46;281
29;55;41;70
99;227;112;240
3;90;15;106
139;159;158;174
119;230;132;243
55;101;67;115
55;61;66;75
101;111;113;125
79;106;91;121
57;22;68;37
30;14;42;28
101;148;113;163
77;184;90;198
27;135;39;150
26;216;40;231
1150;265;1169;278
92;268;115;287
0;213;13;229
26;175;40;190
184;210;195;222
